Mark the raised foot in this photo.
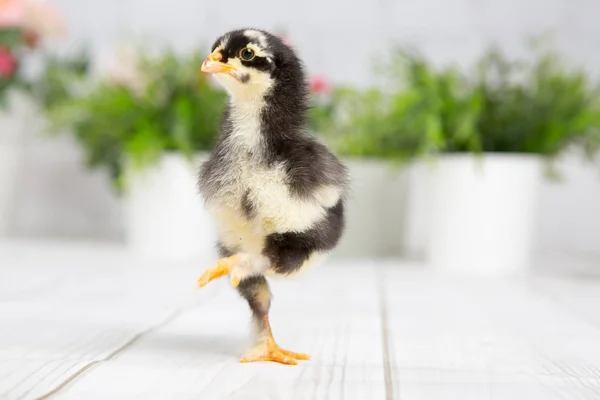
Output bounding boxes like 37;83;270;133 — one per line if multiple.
197;255;240;288
240;338;310;365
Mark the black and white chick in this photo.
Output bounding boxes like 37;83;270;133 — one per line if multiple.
196;28;349;365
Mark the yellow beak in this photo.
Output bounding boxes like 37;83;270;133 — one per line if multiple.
201;50;238;76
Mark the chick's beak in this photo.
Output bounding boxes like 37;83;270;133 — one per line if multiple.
201;51;237;76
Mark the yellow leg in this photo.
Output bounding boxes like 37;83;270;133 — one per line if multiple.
240;315;310;365
197;255;240;288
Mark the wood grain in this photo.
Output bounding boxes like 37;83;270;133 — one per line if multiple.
3;241;600;400
54;263;387;400
0;241;216;400
384;269;600;400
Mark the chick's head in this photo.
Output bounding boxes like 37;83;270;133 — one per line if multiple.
201;28;303;100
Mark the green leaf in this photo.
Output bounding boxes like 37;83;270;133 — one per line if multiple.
42;47;227;189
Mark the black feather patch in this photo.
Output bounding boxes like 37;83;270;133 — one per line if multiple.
239;73;250;83
237;275;272;331
263;200;345;275
216;242;235;257
240;189;256;219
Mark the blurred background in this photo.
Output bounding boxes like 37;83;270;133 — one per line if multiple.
2;0;600;275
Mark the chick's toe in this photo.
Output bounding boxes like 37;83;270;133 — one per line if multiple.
197;254;240;288
240;337;309;365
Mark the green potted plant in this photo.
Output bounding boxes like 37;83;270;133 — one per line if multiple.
384;43;600;275
47;47;227;260
0;0;63;236
429;43;600;275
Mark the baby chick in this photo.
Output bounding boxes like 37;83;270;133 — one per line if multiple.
197;28;349;365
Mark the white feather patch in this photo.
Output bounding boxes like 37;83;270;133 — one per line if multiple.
208;159;337;246
213;58;273;101
220;34;230;49
244;30;267;48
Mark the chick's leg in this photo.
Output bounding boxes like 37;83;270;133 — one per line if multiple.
237;276;310;365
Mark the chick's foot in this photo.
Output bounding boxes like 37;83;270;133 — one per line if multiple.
240;337;310;365
197;255;240;288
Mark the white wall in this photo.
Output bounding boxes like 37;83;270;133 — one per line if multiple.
48;0;600;83
7;0;600;256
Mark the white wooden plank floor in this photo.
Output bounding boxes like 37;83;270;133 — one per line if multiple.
1;241;600;400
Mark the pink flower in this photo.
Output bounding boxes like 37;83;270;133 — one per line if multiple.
0;0;64;37
102;46;147;95
280;36;292;47
310;76;331;94
0;47;17;77
24;0;64;38
0;0;26;27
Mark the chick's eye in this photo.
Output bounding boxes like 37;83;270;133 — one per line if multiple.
240;48;255;61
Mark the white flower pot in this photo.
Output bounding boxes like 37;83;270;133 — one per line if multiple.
0;146;20;237
427;154;542;275
334;159;409;259
124;152;218;261
0;91;29;237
